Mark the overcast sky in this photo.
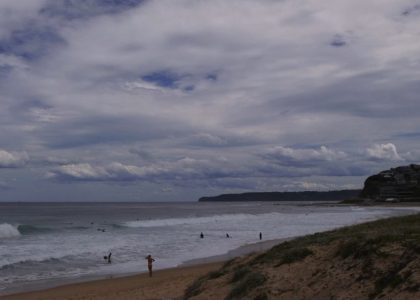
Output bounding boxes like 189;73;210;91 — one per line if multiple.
0;0;419;202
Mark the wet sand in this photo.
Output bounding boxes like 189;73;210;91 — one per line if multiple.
0;262;222;300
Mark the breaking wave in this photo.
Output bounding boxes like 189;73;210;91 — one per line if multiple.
0;223;56;239
17;225;53;235
0;223;21;239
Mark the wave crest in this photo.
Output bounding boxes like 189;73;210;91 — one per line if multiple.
0;223;21;239
122;213;280;228
17;224;53;234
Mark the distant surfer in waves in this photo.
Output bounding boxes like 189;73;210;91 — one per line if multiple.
200;232;204;238
226;233;230;238
145;254;155;277
259;232;262;240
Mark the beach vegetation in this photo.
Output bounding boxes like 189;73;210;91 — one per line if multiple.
226;271;267;300
207;268;227;279
274;247;313;267
184;275;207;299
253;292;268;300
222;258;237;269
336;238;384;259
252;242;313;266
184;266;229;299
230;265;251;283
186;213;420;299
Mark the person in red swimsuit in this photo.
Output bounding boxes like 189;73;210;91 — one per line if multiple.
145;254;155;277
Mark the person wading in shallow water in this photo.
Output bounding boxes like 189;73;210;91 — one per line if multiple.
145;254;155;277
103;252;112;263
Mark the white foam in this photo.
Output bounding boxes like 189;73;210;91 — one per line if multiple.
0;223;20;239
123;213;281;228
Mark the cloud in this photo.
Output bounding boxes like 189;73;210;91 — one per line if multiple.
1;0;420;200
263;146;347;166
40;0;145;20
330;34;347;47
366;143;403;161
47;157;243;182
0;149;28;168
0;180;11;190
402;4;420;16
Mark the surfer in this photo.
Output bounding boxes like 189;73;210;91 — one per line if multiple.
226;233;230;238
259;232;262;240
200;232;204;238
146;254;155;277
104;252;112;263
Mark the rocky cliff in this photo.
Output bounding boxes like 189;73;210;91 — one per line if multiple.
360;164;420;201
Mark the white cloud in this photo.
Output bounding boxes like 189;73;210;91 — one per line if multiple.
265;146;347;163
366;143;403;161
0;150;28;168
47;157;238;182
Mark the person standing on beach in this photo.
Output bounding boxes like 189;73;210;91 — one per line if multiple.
145;255;155;277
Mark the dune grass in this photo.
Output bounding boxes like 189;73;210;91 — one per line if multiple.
184;213;420;300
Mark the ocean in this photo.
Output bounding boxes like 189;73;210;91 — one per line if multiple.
0;202;419;295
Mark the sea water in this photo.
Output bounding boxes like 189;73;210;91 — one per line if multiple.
0;202;419;294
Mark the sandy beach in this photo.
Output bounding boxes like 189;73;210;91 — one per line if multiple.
0;239;283;300
0;262;223;300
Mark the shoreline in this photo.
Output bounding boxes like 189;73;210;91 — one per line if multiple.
0;262;224;300
2;203;420;299
0;238;284;298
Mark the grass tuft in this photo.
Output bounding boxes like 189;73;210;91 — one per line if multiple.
276;247;313;266
208;269;227;280
253;292;269;300
184;275;207;299
226;271;267;300
230;266;251;283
